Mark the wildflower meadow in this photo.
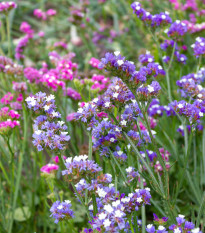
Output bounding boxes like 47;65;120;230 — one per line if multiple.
0;0;205;232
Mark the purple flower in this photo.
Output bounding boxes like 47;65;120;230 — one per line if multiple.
191;37;205;58
50;200;74;223
166;20;187;38
26;92;70;151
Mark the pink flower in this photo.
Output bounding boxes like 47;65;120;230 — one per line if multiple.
89;57;102;69
38;31;45;37
46;9;57;16
52;156;66;163
20;22;34;38
1;93;13;105
40;164;59;173
33;9;47;20
66;113;75;121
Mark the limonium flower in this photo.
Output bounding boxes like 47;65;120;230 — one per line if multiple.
89;188;151;232
166;20;187;38
176;68;205;99
62;155;102;182
15;35;30;60
171;100;205;123
12;81;27;92
33;9;47;20
50;200;74;223
54;41;67;50
89;57;102;69
139;51;155;65
0;1;17;14
26;92;70;151
20;22;34;38
146;214;202;233
191;37;205;57
0;55;23;76
65;87;81;100
126;166;139;183
40;164;59;173
131;2;172;27
0;107;20;134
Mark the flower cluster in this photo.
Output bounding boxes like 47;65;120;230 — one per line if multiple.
0;107;20;134
1;92;23;110
26;92;70;151
191;37;205;57
89;188;151;232
40;164;59;174
65;87;81;100
176;68;205;99
34;8;57;20
50;200;74;224
0;1;17;14
99;52;163;93
146;214;202;233
62;155;102;182
166;20;187;39
24;52;78;91
89;57;102;69
131;2;172;27
0;56;23;76
171;100;205;124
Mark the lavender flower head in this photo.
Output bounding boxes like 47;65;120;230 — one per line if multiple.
50;200;74;223
166;20;187;39
62;155;102;181
26;92;70;151
191;37;205;58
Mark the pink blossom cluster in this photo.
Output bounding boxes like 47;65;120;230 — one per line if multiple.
154;148;171;173
24;53;78;91
54;41;67;50
1;92;23;110
15;22;34;60
20;22;34;38
0;56;23;76
1;92;13;105
65;87;81;100
89;57;102;69
169;0;205;16
66;113;75;122
0;1;17;14
40;164;59;174
12;81;27;92
33;8;57;20
0;107;20;119
0;107;20;133
40;156;66;174
57;59;78;81
41;69;65;91
183;20;205;34
90;74;110;92
24;67;43;83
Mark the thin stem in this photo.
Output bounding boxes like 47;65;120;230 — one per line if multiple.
71;182;92;221
8;104;27;233
6;15;12;57
167;41;176;71
88;131;92;160
109;113;163;196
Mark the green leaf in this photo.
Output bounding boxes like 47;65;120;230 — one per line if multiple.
14;206;31;222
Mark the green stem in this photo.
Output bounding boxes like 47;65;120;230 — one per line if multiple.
167;41;176;71
6;15;12;58
71;182;92;221
8;104;27;233
109;149;128;185
88;131;92;160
